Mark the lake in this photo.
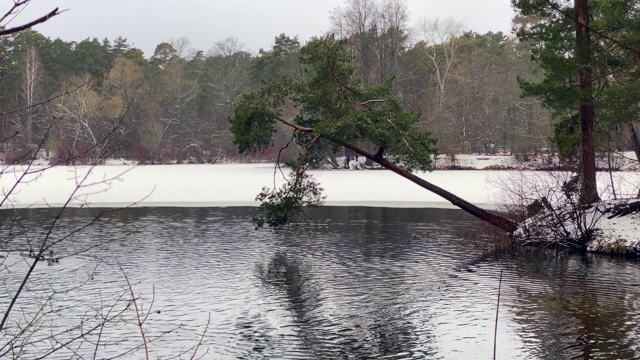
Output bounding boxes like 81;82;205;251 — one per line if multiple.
1;206;639;359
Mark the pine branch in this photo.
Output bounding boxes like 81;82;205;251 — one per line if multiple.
275;116;313;132
544;0;640;59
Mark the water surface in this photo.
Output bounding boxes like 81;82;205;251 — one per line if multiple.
1;207;639;359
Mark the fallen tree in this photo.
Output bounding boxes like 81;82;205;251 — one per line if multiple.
229;36;518;233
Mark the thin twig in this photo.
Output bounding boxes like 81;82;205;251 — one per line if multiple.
0;8;62;36
493;269;504;360
273;130;297;190
0;165;94;333
117;260;149;360
190;313;211;360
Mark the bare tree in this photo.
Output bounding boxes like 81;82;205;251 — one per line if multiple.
375;0;409;82
415;17;466;108
53;75;103;163
210;37;245;57
168;36;192;59
18;46;43;149
330;0;379;85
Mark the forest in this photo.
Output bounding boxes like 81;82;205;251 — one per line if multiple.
0;0;637;168
0;3;561;165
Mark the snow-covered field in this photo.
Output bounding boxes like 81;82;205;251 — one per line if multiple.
0;164;505;209
0;164;638;210
1;163;639;253
433;151;640;171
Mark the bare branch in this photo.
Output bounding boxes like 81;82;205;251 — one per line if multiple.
189;313;211;360
0;8;62;36
117;261;150;360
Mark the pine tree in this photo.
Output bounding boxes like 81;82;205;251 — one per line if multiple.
229;36;518;232
513;0;640;204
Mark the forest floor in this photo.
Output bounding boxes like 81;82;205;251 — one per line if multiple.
432;151;640;171
19;151;640;171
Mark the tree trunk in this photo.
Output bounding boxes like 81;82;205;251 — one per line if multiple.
326;154;339;169
627;122;640;162
627;122;640;198
575;0;600;205
327;135;519;233
274;117;519;234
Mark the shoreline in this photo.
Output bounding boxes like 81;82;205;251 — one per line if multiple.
1;162;638;257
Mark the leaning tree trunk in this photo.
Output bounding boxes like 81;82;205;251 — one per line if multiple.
575;0;600;205
274;116;520;234
327;135;519;233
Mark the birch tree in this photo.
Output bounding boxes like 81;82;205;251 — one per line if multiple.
415;17;466;108
17;45;43;152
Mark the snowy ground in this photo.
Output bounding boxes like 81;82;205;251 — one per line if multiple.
17;151;640;171
0;163;637;209
433;151;640;171
589;207;640;254
0;164;510;209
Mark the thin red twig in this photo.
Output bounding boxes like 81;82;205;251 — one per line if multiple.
190;313;211;360
117;261;150;360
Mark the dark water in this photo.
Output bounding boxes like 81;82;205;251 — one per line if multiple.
0;207;639;359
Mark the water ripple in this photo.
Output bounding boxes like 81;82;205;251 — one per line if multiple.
0;207;639;359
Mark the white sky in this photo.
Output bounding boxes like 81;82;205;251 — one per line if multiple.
12;0;516;57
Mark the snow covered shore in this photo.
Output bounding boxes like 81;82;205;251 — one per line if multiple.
433;151;640;171
0;164;509;209
0;163;637;208
515;199;640;256
1;163;639;255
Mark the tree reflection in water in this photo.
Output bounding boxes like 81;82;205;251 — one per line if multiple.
256;251;437;358
465;247;640;360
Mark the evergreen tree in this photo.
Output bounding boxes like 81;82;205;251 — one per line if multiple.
512;0;640;203
229;36;517;232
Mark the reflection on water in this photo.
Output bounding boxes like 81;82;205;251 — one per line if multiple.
0;207;639;359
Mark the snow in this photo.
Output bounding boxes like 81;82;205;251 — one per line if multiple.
2;162;639;255
589;209;640;253
0;164;509;209
433;151;640;171
1;164;638;210
515;199;640;255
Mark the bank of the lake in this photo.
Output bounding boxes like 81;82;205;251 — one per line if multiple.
1;164;639;255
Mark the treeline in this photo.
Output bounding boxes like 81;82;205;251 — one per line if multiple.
0;3;562;164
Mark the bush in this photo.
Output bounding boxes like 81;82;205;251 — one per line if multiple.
492;171;606;249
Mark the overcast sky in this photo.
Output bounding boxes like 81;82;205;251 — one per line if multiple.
15;0;515;57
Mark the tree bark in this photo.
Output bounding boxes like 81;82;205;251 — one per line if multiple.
627;122;640;198
627;122;640;162
575;0;600;204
